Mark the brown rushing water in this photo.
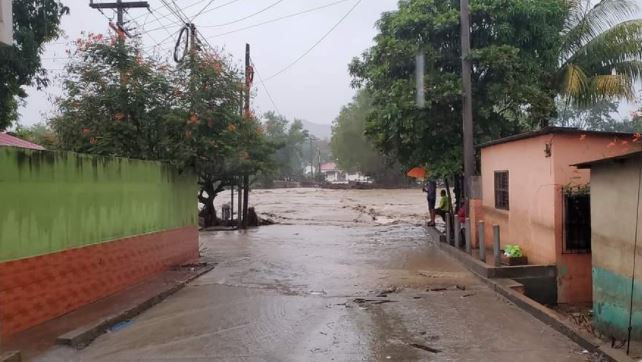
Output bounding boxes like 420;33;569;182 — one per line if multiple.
40;188;591;361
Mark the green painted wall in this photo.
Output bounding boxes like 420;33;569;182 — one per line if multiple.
0;148;197;262
593;267;642;340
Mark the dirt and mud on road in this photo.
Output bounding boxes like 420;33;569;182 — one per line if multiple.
40;188;594;361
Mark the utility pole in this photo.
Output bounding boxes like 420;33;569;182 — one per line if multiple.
309;135;315;179
241;43;251;228
89;0;149;37
238;88;244;227
460;0;475;208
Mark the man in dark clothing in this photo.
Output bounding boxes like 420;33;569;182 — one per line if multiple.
423;179;437;226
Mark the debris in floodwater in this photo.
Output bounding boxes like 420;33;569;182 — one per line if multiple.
427;287;447;292
309;290;327;296
462;293;475;298
455;284;466;291
353;298;396;305
413;296;422;299
376;286;399;297
408;343;441;353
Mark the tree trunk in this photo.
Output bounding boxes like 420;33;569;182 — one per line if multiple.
198;179;226;228
198;189;217;228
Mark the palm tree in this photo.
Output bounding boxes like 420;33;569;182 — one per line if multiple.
558;0;642;106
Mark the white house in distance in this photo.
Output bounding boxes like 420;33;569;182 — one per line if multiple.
0;1;12;46
318;162;370;184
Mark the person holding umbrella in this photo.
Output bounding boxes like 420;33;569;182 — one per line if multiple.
423;178;437;226
407;167;437;226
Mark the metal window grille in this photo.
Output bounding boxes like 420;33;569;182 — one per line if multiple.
494;171;509;210
563;191;591;253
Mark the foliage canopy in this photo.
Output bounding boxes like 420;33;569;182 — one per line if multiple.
0;0;68;130
349;0;568;176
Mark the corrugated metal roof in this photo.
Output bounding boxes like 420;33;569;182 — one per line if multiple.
0;133;46;150
573;151;642;169
478;127;634;149
320;162;337;172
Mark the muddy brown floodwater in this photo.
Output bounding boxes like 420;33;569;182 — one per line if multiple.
41;188;593;361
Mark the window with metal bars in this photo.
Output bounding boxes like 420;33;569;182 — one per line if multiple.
494;171;509;210
563;190;591;253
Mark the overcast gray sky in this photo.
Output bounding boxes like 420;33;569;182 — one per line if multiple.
18;0;399;127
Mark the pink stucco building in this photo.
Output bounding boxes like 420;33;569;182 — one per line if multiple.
478;127;639;304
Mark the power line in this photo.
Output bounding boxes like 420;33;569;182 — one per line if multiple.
140;0;244;35
191;0;244;18
130;0;210;21
159;0;189;25
204;0;285;28
264;0;362;81
250;57;281;114
171;0;192;23
145;7;184;43
191;0;217;21
201;0;351;38
124;12;164;57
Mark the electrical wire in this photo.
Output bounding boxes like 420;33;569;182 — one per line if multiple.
201;0;351;36
130;0;210;22
204;0;285;28
264;0;362;81
250;57;281;115
196;32;217;56
191;0;244;18
173;25;191;63
191;0;217;21
159;0;189;25
171;0;193;24
142;7;185;50
626;152;642;355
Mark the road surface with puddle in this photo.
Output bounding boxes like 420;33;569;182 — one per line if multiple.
39;188;594;361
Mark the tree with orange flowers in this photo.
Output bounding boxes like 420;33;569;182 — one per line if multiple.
51;34;275;227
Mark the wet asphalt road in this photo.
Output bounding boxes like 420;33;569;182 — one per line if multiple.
39;188;592;361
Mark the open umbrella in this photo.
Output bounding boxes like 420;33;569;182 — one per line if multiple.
406;167;426;180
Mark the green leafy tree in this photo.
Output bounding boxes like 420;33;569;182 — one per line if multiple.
262;111;309;181
553;99;641;131
331;90;405;184
0;0;69;130
13;122;58;148
51;35;183;160
557;0;642;106
349;0;567;178
51;34;274;227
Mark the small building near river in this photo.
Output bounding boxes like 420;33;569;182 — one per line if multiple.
574;151;642;340
478;127;639;304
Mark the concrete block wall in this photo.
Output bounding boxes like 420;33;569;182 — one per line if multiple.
0;148;199;336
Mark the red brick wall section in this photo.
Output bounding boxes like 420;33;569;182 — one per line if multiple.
0;226;198;337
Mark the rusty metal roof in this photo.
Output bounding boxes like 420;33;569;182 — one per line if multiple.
0;133;46;150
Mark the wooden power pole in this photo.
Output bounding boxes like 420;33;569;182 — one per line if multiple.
89;0;149;34
460;0;475;206
241;43;251;228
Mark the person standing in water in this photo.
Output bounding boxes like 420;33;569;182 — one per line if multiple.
423;179;437;226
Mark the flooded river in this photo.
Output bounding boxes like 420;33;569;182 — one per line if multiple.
41;188;591;361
